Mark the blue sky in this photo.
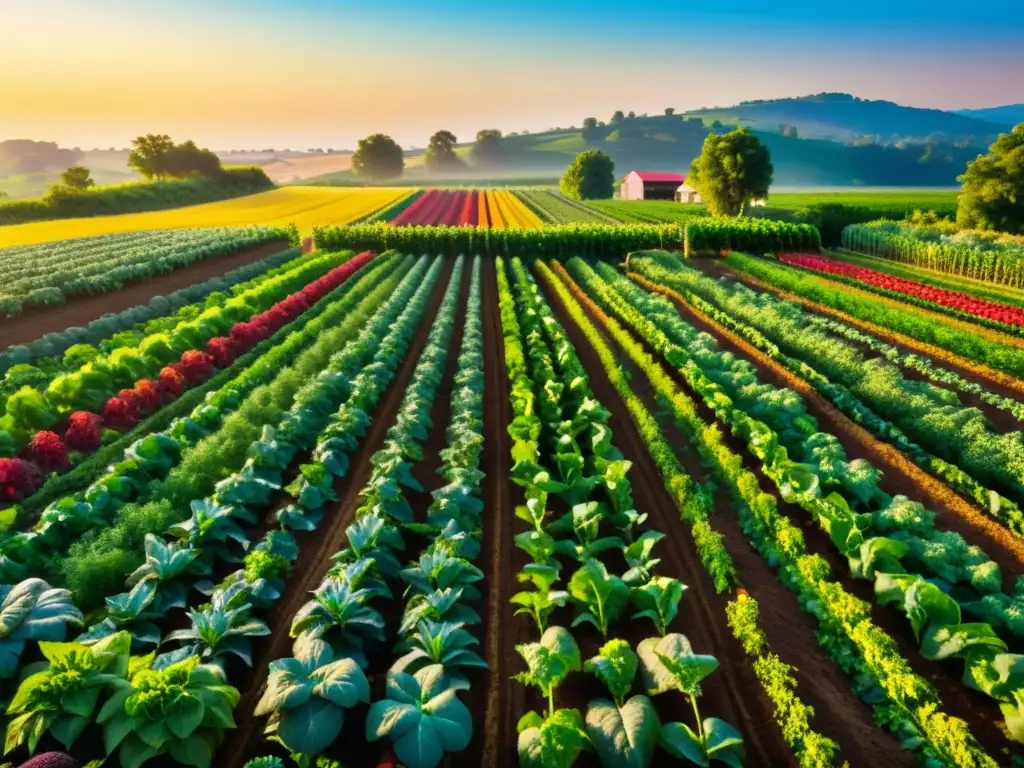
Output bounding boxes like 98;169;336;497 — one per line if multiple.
2;0;1022;148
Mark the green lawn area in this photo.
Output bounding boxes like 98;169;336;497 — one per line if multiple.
766;189;959;212
583;200;710;224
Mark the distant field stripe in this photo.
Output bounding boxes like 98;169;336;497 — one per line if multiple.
0;187;412;247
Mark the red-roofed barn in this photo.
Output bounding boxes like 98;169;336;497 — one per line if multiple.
620;170;691;201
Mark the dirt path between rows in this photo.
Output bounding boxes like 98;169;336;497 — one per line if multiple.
1;239;290;348
220;256;454;768
607;266;1018;757
536;266;796;767
469;258;516;767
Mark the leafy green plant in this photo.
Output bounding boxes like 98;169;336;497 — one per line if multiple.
630;576;685;637
512;563;569;634
330;512;404;579
0;579;82;679
365;664;472;768
126;534;211;611
568;560;629;637
391;619;487;690
581;639;660;768
98;654;240;768
255;636;370;757
400;551;484;601
78;581;162;651
622;531;664;586
159;580;270;668
167;499;251;563
4;631;130;755
290;579;385;668
637;633;744;767
517;708;591;768
399;587;480;636
515;626;581;718
553;502;624;563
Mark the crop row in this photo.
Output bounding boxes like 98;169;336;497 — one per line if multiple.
843;221;1024;288
389;190;544;228
722;251;1024;383
538;259;844;767
652;253;1024;514
778;252;1024;332
0;251;372;503
0;245;300;377
498;255;746;767
0;254;444;767
0;227;291;318
511;190;614;224
545;257;996;766
252;255;471;767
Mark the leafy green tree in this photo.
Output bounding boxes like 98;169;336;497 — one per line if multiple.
127;134;174;180
710;119;724;132
59;166;94;190
424;130;464;173
665;108;675;116
560;149;615;200
958;124;1024;234
688;127;774;216
610;111;625;124
627;111;636;119
471;129;505;168
165;140;222;178
582;117;598;131
351;133;404;181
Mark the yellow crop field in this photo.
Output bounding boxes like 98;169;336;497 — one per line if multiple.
0;187;411;247
492;189;543;228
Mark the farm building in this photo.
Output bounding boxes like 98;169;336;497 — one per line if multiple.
619;170;687;201
675;181;702;204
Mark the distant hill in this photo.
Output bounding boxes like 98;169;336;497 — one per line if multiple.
954;105;1024;127
679;93;1011;144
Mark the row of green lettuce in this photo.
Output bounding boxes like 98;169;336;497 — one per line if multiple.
0;254;449;766
499;255;747;768
538;259;844;767
547;257;997;766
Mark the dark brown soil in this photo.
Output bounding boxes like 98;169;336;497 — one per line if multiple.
220;257;455;768
535;266;797;767
603;265;1019;757
467;258;516;768
1;239;290;347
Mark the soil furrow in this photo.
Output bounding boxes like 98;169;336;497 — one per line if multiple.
470;258;516;767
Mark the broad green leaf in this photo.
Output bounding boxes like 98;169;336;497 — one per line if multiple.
585;696;660;768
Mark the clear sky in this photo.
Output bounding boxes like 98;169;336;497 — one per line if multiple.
2;0;1023;150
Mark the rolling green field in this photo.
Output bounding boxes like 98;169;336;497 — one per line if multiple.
766;189;959;211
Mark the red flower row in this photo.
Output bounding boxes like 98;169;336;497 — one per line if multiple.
392;190;480;226
779;253;1024;327
0;251;375;504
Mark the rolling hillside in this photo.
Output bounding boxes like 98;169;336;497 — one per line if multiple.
955;104;1024;126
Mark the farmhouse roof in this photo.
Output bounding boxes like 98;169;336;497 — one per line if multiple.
632;171;686;183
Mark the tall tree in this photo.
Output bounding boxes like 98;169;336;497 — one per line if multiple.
688;127;773;216
560;149;615;200
582;117;599;140
351;134;404;181
127;134;174;180
59;166;95;190
471;129;505;168
424;130;464;173
958;123;1024;234
165;141;222;178
610;111;625;124
664;108;675;116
